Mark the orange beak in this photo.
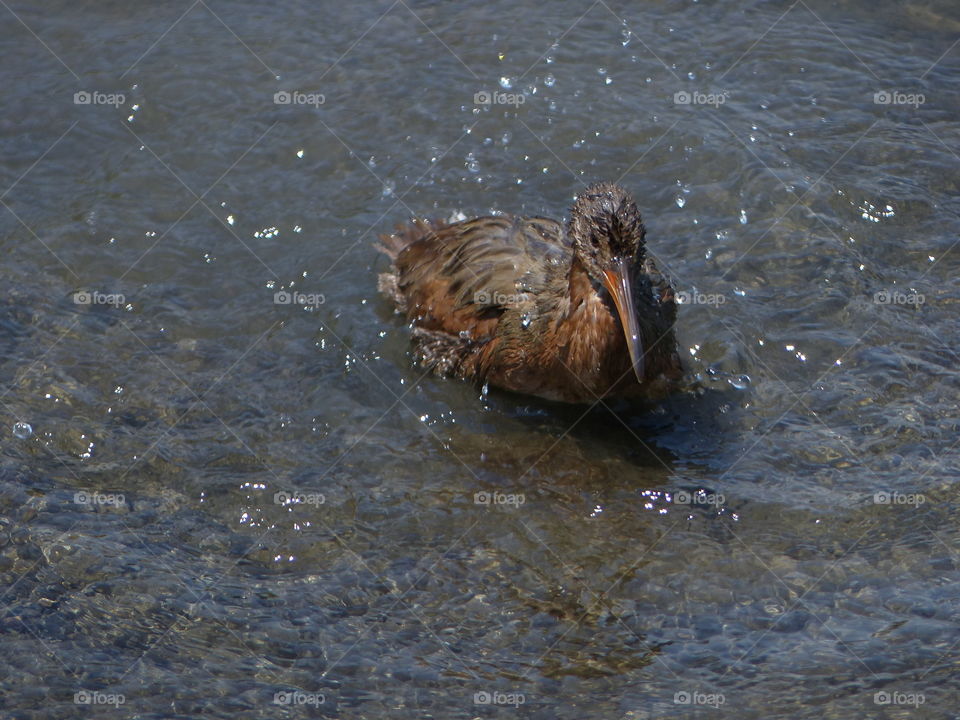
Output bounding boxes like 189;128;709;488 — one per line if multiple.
602;257;645;385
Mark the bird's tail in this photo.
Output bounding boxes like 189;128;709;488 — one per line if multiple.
375;219;448;313
374;218;444;261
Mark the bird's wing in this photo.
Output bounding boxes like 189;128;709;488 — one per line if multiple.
392;215;567;341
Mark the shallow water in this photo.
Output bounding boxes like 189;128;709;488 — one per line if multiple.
2;0;960;717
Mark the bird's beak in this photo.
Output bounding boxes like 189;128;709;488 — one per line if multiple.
602;257;645;384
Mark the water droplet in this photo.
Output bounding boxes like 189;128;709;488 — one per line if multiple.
296;149;304;158
739;209;748;224
499;76;514;89
13;422;32;440
520;313;532;329
382;180;396;197
544;74;556;88
226;214;235;225
675;195;686;208
728;375;750;390
465;152;479;174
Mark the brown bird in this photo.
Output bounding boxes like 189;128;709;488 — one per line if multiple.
376;182;683;403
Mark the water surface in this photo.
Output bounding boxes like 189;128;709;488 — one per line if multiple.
2;0;960;717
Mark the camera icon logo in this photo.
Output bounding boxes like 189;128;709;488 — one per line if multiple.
474;91;492;105
274;91;292;105
673;90;692;105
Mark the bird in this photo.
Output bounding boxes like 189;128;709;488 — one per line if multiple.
376;182;683;404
